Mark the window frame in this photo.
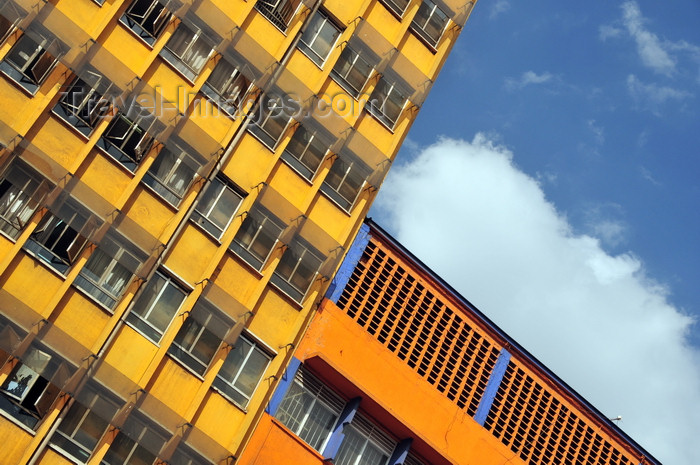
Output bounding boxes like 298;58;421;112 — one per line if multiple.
125;270;188;344
160;21;215;81
334;414;396;465
0;31;62;94
366;78;408;130
330;46;374;99
229;205;286;271
120;0;173;46
191;176;244;240
319;156;369;213
0;160;49;240
254;0;301;32
269;237;324;304
101;411;169;465
378;0;410;18
0;1;27;45
97;110;157;172
298;11;342;67
248;93;295;150
53;71;112;136
141;143;203;207
280;125;329;181
200;57;251;116
212;333;272;409
409;0;449;49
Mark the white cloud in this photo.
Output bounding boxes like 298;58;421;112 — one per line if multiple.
375;135;700;465
621;1;676;76
599;24;623;41
505;70;554;91
489;0;511;19
627;74;693;111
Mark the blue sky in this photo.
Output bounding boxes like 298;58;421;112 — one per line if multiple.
371;1;700;464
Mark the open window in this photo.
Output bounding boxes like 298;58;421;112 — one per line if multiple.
0;344;73;430
74;230;146;310
0;0;27;45
53;69;113;136
275;367;345;452
120;0;173;46
97;106;160;172
0;26;63;94
25;194;99;274
254;0;301;32
280;123;331;181
125;270;188;343
142;139;206;207
200;57;251;116
50;382;123;463
0;159;50;239
191;176;243;240
160;15;218;81
248;93;295;150
298;10;341;67
212;333;271;408
167;299;233;375
410;0;449;48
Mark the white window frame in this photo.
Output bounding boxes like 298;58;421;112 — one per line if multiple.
142;144;202;207
126;270;188;343
330;46;374;99
275;368;345;452
298;11;341;67
248;94;294;150
200;58;251;116
280;125;329;181
319;157;368;212
0;160;47;240
270;237;324;303
212;333;272;408
53;71;112;136
191;176;243;239
98;111;157;172
230;206;285;271
334;414;396;465
160;21;214;81
410;0;449;48
120;0;172;46
379;0;410;17
0;31;61;94
367;79;407;130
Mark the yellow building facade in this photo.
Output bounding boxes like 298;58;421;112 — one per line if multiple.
0;0;473;463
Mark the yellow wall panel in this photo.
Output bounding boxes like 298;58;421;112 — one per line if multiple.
0;420;33;464
214;256;264;308
162;225;219;285
29;117;87;173
194;391;247;448
52;289;111;351
79;151;134;208
247;288;306;349
121;187;178;243
222;135;277;191
103;325;160;384
148;357;204;418
2;253;64;316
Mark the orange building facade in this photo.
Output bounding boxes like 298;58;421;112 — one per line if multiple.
238;220;661;465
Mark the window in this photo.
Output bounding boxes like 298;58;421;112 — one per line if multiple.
167;300;232;375
97;110;157;172
0;1;26;44
0;29;62;94
53;70;112;136
379;0;410;17
126;270;187;343
367;78;407;129
270;237;324;303
320;156;369;212
410;0;449;48
200;58;250;116
276;368;344;452
50;383;122;463
330;46;373;99
25;197;95;274
229;205;285;271
298;11;341;66
212;334;271;408
0;345;69;430
0;160;49;239
191;177;243;239
102;412;169;465
280;125;329;181
160;22;214;81
248;94;294;150
334;415;395;465
142;143;203;207
74;232;145;309
120;0;172;46
255;0;300;31
169;443;210;465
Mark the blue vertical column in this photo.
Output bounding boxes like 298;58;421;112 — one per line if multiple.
388;438;413;465
322;397;362;460
473;348;511;426
266;357;302;415
325;223;371;303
